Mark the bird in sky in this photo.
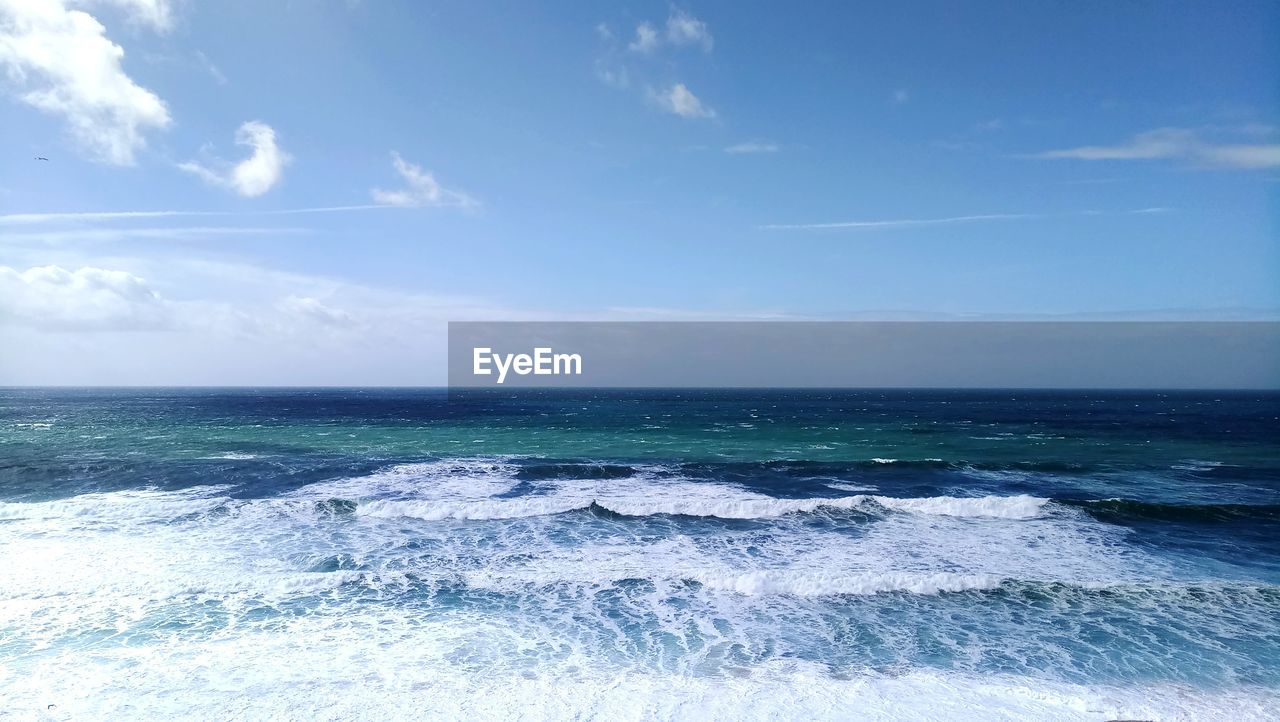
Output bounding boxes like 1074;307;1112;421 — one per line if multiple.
34;157;48;161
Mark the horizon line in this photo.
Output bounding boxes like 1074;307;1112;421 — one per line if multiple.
2;385;1276;392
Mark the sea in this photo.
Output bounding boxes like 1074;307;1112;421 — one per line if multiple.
1;388;1278;720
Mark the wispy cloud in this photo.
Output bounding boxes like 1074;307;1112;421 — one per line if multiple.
276;295;355;328
194;50;228;85
649;83;716;119
626;10;712;54
1034;127;1280;169
932;118;1014;153
370;152;478;209
2;210;198;225
891;89;910;105
0;156;478;226
760;208;1171;231
0;206;403;226
0;226;309;244
179;121;291;197
628;21;660;53
594;61;629;88
724;140;779;154
100;0;174;32
664;9;713;52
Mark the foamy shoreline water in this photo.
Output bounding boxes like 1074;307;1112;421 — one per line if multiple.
6;644;1277;721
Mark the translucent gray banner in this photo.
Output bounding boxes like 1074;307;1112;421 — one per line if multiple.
447;321;1280;389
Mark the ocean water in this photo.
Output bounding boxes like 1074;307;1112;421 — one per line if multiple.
1;388;1278;720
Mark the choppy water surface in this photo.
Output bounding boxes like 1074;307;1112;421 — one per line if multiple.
2;389;1278;720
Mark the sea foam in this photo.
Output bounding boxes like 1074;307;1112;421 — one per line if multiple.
352;491;1050;521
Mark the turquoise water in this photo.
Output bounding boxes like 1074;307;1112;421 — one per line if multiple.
2;389;1278;719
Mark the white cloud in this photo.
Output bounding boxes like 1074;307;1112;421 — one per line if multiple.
179;121;291;197
1035;127;1280;169
596;11;716;117
891;89;909;104
626;11;711;54
0;0;172;165
665;10;712;51
628;21;659;53
724;140;778;154
0;264;171;330
651;83;715;119
370;152;477;209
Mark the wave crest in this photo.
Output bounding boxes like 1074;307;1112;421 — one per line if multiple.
353;492;1049;521
687;570;1004;596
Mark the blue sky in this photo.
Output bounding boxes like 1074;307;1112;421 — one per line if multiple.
0;0;1277;384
